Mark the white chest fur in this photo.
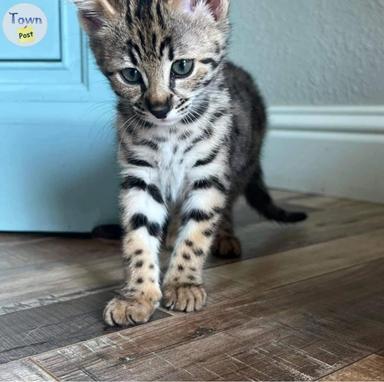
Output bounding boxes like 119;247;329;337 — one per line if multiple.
156;135;189;204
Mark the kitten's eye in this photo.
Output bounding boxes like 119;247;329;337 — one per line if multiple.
171;59;194;78
121;68;142;84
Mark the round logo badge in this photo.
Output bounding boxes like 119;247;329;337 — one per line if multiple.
2;3;48;47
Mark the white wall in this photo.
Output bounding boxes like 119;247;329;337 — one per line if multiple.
230;0;384;203
230;0;384;106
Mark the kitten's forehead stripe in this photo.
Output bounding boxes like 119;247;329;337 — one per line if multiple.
127;42;139;66
156;0;166;30
135;0;144;19
138;30;146;48
168;43;175;61
152;33;157;51
160;37;173;59
135;0;155;21
126;0;133;24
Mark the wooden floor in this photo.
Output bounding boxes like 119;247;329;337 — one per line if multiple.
1;190;384;381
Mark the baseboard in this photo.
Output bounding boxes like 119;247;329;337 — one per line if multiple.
264;106;384;204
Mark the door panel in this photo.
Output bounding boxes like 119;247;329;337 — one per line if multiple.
0;0;118;232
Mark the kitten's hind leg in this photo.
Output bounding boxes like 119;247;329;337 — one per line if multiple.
211;204;242;258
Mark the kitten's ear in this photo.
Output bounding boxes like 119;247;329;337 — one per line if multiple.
167;0;229;21
204;0;229;21
73;0;117;33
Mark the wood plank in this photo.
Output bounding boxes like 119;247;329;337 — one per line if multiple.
0;237;123;315
320;354;384;381
0;291;169;364
0;233;54;246
231;200;384;263
32;258;384;381
208;227;384;292
284;194;354;209
0;359;55;381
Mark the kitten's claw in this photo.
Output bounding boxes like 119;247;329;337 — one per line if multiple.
162;284;207;312
103;295;159;327
212;233;242;258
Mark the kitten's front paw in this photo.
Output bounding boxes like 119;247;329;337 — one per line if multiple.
103;292;160;327
162;284;207;312
212;233;242;258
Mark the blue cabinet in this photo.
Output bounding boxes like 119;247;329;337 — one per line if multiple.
0;0;119;232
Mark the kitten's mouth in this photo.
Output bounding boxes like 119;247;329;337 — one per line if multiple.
143;113;184;127
154;117;182;126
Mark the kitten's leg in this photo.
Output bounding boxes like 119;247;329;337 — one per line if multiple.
211;203;242;258
162;179;227;312
103;176;167;327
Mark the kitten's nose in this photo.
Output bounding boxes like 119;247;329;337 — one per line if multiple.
145;98;171;120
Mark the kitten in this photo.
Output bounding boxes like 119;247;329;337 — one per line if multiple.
74;0;306;326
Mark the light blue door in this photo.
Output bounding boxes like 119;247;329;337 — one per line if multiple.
0;0;119;232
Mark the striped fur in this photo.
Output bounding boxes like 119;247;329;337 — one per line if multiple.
75;0;306;327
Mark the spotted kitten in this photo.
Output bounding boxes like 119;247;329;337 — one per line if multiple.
74;0;306;326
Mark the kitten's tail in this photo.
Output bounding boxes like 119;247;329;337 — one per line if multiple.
244;168;307;223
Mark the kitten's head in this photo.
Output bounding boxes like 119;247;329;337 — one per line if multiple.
74;0;230;126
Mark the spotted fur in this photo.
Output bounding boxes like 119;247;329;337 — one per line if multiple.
74;0;307;327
